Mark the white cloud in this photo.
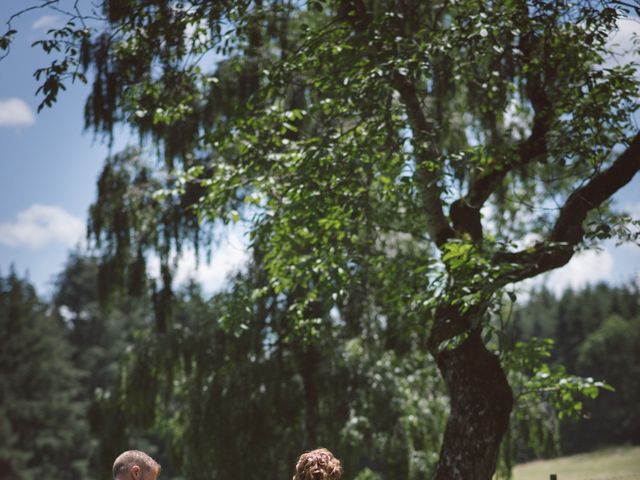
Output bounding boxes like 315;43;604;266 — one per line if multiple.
622;202;640;218
31;15;62;31
0;205;85;249
148;225;249;293
608;240;640;283
519;249;615;296
0;98;35;127
185;18;212;45
503;98;532;140
604;17;640;71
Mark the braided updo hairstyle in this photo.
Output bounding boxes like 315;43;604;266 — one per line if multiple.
293;448;343;480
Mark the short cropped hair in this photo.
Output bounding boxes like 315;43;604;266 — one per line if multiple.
113;450;161;479
293;448;343;480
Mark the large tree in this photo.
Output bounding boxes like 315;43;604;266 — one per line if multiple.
4;0;639;478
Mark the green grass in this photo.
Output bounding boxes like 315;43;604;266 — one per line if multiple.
511;445;640;480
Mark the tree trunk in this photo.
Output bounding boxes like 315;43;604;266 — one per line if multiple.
298;344;320;446
432;330;513;479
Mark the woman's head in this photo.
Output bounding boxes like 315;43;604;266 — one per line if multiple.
293;448;343;480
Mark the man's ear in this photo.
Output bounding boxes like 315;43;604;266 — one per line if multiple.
130;465;141;480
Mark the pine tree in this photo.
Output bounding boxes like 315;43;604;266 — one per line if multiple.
0;270;90;479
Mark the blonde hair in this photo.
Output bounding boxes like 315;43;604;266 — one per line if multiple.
112;450;161;479
293;448;343;480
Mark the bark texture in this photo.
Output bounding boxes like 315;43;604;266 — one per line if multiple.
432;331;514;480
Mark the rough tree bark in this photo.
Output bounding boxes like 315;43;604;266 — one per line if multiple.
431;330;513;479
425;134;640;479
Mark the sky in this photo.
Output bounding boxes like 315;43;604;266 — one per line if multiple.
0;2;639;299
0;1;248;296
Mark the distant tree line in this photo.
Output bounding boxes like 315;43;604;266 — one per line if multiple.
2;253;449;480
1;252;637;479
0;267;89;479
512;283;640;457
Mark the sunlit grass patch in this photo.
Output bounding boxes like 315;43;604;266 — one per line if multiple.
512;445;640;480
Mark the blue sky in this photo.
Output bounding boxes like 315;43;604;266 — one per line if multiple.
0;2;249;297
0;2;638;299
0;3;108;294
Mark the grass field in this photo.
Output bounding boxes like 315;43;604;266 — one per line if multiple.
511;445;640;480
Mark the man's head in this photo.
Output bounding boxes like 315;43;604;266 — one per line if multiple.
113;450;161;480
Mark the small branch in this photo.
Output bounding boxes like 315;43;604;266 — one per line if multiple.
394;73;454;246
608;0;640;13
5;0;59;28
1;0;59;61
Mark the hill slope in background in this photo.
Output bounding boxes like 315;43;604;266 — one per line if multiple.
512;446;640;480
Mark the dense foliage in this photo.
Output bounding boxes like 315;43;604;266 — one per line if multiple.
2;258;638;479
0;270;90;480
51;253;163;476
2;0;640;478
2;256;452;480
513;283;640;456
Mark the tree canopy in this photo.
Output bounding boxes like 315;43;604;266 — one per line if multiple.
3;0;639;478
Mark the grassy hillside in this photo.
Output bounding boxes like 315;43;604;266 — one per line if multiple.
512;446;640;480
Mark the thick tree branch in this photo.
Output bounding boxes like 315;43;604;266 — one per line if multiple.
451;32;554;241
495;132;640;284
338;0;453;246
450;100;552;240
550;133;640;243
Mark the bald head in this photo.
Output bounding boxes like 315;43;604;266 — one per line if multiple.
113;450;161;480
